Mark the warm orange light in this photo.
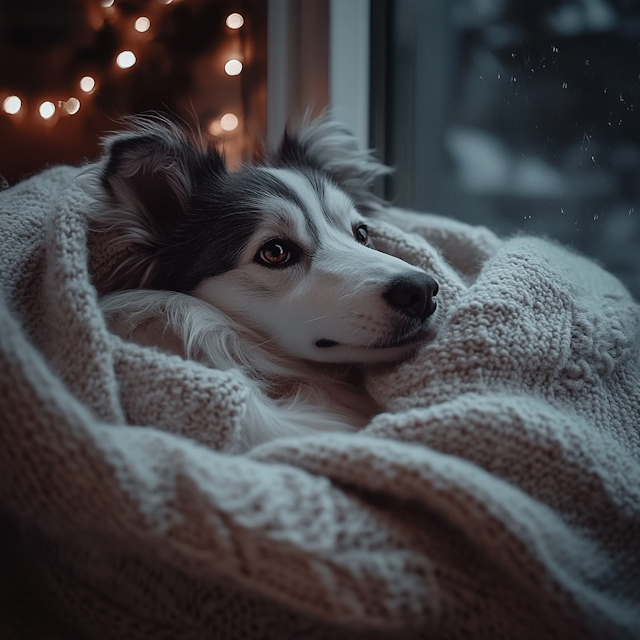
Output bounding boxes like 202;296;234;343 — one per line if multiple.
39;101;55;119
79;76;96;93
134;16;150;32
3;95;21;115
226;13;244;29
116;51;136;69
224;59;242;76
220;113;239;131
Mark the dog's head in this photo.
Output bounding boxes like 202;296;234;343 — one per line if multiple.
96;116;438;364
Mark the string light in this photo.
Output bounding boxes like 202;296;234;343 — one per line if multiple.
224;59;242;76
134;17;151;32
3;1;241;132
116;51;136;69
64;97;81;115
79;76;96;93
3;95;21;115
226;13;244;29
220;113;239;131
39;101;55;120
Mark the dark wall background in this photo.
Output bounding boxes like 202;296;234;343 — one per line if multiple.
0;0;267;184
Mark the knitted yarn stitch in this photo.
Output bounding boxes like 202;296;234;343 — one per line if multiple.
1;167;638;639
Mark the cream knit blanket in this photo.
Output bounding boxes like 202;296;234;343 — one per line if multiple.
1;166;639;639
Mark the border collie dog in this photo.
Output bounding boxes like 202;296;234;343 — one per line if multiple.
90;116;438;452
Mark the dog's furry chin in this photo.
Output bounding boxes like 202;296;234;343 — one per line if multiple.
87;114;439;452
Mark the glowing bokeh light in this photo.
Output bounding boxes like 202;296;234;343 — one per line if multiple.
79;76;96;93
135;16;150;32
65;97;81;115
224;59;243;76
219;113;239;131
39;101;55;119
226;13;244;29
116;51;136;69
3;95;21;115
101;0;114;6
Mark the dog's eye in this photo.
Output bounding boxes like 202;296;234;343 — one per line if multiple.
355;224;371;245
255;239;296;267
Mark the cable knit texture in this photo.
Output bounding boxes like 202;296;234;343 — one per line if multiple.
1;166;639;639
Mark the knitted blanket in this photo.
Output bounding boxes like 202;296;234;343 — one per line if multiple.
1;166;639;639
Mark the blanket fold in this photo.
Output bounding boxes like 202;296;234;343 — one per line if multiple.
1;167;639;639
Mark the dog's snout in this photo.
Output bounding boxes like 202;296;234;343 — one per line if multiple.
384;274;438;320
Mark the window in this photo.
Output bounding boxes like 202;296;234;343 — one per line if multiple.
370;0;640;299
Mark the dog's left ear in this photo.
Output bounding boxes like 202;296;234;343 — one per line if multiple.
274;118;392;215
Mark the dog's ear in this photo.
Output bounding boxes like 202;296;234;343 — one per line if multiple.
100;116;226;244
274;118;392;215
94;116;226;289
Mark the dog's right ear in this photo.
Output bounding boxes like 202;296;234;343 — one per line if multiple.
93;117;226;289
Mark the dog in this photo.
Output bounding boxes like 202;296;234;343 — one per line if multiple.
88;115;439;452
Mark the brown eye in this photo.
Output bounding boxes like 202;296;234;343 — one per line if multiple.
255;239;296;267
355;224;370;245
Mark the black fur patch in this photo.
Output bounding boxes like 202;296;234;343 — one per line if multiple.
147;168;323;292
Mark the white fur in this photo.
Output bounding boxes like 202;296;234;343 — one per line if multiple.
194;171;432;363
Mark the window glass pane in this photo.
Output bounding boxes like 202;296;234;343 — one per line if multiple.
376;0;640;299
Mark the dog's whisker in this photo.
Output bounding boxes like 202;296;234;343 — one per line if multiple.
303;315;328;324
348;322;365;339
338;291;357;301
253;335;279;349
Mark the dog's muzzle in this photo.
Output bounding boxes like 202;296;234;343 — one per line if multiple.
384;273;438;320
314;272;439;351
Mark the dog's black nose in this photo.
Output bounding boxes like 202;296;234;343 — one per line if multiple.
384;274;438;320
